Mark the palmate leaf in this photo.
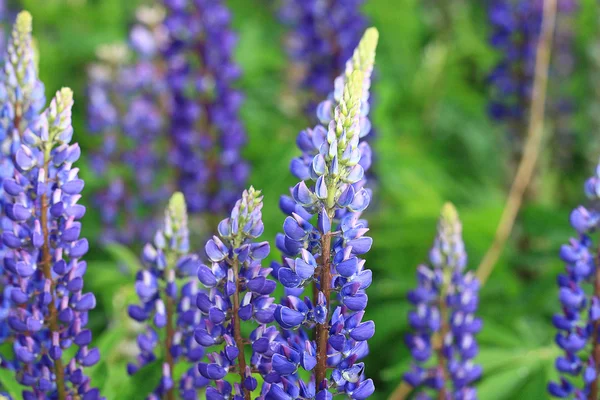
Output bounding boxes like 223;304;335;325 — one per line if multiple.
477;346;558;399
475;315;558;399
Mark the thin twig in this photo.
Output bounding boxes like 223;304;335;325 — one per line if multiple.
389;381;412;400
476;0;558;286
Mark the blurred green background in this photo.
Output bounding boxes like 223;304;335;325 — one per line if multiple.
4;0;600;398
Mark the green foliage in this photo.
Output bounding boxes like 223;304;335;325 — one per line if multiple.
5;0;599;398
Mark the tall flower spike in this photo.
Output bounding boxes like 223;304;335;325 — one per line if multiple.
87;5;171;245
127;192;207;399
267;28;378;399
403;203;482;399
0;9;45;349
2;61;102;400
195;187;275;399
164;0;248;214
487;0;542;165
0;9;45;244
88;1;249;244
548;162;600;398
279;0;368;113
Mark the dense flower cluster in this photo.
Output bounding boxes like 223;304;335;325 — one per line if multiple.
163;0;248;214
87;5;171;244
194;187;274;399
88;0;248;244
403;203;482;399
279;0;368;111
487;0;542;156
264;28;378;399
0;6;46;347
127;192;207;399
548;163;600;398
0;13;102;398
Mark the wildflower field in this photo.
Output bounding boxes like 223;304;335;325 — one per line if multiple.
0;0;597;398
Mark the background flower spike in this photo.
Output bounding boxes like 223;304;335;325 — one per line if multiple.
127;191;206;399
403;202;482;399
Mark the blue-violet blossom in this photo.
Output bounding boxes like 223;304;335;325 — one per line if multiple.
487;0;542;159
87;5;171;245
403;203;482;399
163;0;248;214
1;12;102;399
195;186;274;399
548;162;600;398
0;8;45;348
127;192;207;399
265;28;379;399
279;0;367;112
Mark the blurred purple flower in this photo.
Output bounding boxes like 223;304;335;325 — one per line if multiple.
404;204;482;398
548;162;600;397
127;192;207;399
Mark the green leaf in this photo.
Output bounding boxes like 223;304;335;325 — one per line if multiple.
123;359;163;400
0;368;25;398
88;326;128;388
477;364;536;399
104;243;143;277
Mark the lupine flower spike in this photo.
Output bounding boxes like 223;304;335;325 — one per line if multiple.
548;162;600;398
266;28;378;399
194;187;274;399
87;4;171;245
164;0;248;214
279;0;367;112
487;0;542;159
1;12;102;399
127;192;207;399
403;203;482;399
0;8;46;347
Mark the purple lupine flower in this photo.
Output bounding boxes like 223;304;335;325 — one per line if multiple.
0;8;45;348
487;0;542;160
548;162;600;398
127;192;208;399
87;5;171;245
403;203;482;399
0;7;45;219
194;187;275;399
163;0;248;215
264;28;378;399
1;13;102;398
279;0;368;111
